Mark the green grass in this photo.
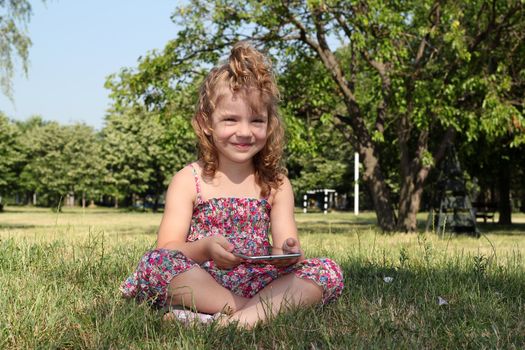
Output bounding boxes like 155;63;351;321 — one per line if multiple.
1;207;524;349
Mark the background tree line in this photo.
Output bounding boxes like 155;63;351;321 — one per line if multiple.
0;112;191;211
1;0;524;231
0;83;352;212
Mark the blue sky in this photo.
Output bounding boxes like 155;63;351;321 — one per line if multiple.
0;1;178;130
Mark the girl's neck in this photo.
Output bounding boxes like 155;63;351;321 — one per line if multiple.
203;157;260;198
216;156;255;182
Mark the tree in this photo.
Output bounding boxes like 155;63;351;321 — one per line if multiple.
105;56;203;209
106;0;524;231
0;113;24;210
15;119;104;208
13;115;45;204
459;0;525;225
101;107;195;210
0;0;41;98
62;124;105;208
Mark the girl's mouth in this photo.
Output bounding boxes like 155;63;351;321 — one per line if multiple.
233;143;252;150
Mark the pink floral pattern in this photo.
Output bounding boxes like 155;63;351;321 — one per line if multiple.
120;164;344;308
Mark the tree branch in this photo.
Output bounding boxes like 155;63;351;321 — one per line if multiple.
332;6;390;134
414;0;441;70
469;2;520;53
281;1;357;105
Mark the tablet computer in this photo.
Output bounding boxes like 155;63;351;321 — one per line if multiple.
233;248;301;261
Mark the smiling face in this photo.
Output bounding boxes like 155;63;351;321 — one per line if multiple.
208;87;269;166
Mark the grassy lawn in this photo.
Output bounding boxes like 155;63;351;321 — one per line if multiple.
1;207;524;348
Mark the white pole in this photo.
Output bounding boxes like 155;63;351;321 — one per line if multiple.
354;152;359;215
303;194;308;213
323;190;328;215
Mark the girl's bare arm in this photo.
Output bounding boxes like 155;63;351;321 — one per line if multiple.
156;166;240;268
269;176;304;259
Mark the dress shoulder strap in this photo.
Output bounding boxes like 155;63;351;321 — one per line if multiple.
188;163;203;205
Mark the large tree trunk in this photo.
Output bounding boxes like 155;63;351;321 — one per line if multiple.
397;127;456;232
360;146;396;231
396;108;416;231
336;114;396;231
397;165;435;232
398;175;424;232
345;103;396;232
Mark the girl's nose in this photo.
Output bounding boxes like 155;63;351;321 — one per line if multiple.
236;122;251;137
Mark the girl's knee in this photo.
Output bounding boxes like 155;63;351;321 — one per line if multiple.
125;249;198;308
296;257;344;303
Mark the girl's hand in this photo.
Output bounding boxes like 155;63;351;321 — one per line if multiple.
207;235;242;269
269;238;303;268
282;237;300;254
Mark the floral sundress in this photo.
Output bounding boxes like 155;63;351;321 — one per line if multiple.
120;164;344;308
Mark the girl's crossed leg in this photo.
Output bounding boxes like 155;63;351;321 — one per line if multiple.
167;267;250;315
226;273;322;328
166;266;323;328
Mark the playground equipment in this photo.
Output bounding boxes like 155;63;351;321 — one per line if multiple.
426;147;479;237
303;189;338;214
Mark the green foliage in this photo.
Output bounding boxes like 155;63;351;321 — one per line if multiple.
277;52;353;197
104;41;201;207
290;158;348;196
102;108;195;204
0;0;44;98
1;108;195;209
13;117;103;207
0;113;23;202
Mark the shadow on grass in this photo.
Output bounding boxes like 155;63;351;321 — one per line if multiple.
0;223;37;229
417;217;525;236
476;222;525;235
325;258;525;347
301;217;525;236
1;209;45;214
115;226;158;236
297;219;378;235
1;206;139;215
343;257;525;301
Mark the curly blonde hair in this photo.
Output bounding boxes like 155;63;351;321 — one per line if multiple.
191;41;286;197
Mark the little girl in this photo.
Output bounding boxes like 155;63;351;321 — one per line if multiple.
121;42;344;328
